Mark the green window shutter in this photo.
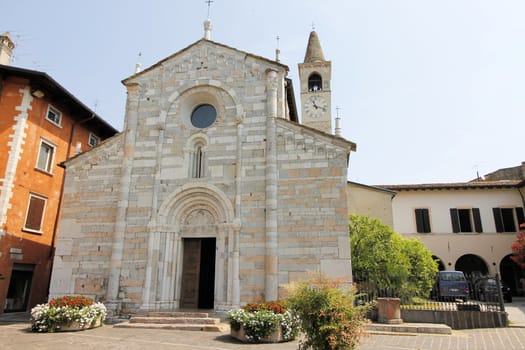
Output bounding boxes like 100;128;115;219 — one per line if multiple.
473;208;483;233
415;209;425;233
450;208;460;233
493;208;504;233
516;207;525;227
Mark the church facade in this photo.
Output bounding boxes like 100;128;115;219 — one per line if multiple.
49;26;356;313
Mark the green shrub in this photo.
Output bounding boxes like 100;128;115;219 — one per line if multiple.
285;275;369;350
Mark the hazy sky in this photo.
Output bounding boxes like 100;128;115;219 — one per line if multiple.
3;0;524;185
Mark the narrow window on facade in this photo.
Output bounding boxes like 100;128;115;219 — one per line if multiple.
36;139;56;173
191;144;205;178
23;193;47;233
308;73;322;91
88;133;100;147
45;105;62;126
414;208;431;233
493;207;525;232
450;208;483;233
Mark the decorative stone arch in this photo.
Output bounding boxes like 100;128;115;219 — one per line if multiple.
163;80;245;129
142;183;239;311
157;183;235;229
184;134;210;179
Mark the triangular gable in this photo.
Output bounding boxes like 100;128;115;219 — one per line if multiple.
122;39;290;85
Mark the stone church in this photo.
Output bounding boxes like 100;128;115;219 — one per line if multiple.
49;21;356;313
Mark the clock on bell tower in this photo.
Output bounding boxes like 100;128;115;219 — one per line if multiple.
298;30;332;134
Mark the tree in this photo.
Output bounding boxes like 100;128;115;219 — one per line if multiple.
349;214;438;302
511;223;525;269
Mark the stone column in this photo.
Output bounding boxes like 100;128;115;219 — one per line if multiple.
141;230;160;309
232;119;243;308
107;83;140;306
265;70;279;301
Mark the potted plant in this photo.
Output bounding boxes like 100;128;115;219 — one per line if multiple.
31;296;107;332
227;301;299;343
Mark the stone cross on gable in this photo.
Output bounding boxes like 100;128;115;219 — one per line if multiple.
205;0;214;18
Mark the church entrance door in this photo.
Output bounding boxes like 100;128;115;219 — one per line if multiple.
180;238;216;309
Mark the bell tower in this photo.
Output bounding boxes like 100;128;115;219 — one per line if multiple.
0;32;15;66
298;30;332;134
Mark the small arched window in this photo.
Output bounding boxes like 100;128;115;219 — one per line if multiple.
191;143;205;178
308;73;322;92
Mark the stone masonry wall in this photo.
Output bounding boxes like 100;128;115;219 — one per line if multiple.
49;134;124;301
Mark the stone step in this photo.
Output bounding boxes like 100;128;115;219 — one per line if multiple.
114;322;229;332
130;316;220;325
139;311;210;318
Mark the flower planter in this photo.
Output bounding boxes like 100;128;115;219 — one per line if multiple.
227;303;299;343
31;296;107;333
231;324;285;343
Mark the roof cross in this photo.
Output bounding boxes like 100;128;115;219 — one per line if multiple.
205;0;214;18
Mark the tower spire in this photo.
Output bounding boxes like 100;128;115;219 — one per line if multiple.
303;30;326;63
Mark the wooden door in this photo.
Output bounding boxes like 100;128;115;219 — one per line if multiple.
180;239;201;308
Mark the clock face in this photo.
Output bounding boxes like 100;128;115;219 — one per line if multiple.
304;95;327;118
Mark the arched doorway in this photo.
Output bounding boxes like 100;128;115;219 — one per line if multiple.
142;183;237;311
455;254;488;275
500;254;523;296
432;255;445;271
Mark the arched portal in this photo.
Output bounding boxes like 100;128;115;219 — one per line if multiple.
455;254;488;275
142;184;237;311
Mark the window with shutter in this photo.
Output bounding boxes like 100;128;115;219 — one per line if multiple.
36;139;56;173
23;194;47;233
493;207;523;232
415;208;431;233
450;208;480;233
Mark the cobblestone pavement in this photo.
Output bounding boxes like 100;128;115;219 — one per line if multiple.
2;299;525;350
2;323;525;350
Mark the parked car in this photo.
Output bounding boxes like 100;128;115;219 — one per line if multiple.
474;277;512;303
430;271;469;302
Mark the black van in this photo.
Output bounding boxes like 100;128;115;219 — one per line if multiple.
430;271;469;301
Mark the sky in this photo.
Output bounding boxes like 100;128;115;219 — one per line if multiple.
2;0;524;185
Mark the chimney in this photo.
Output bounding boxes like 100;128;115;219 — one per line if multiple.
0;32;15;65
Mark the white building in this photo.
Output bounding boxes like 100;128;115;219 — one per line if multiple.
382;162;525;295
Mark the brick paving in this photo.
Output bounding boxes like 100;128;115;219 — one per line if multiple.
2;322;525;350
2;300;525;350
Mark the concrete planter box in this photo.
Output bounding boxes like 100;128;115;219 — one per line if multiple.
58;317;103;332
401;309;508;329
230;325;286;343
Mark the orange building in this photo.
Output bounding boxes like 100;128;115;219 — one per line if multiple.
0;32;118;313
